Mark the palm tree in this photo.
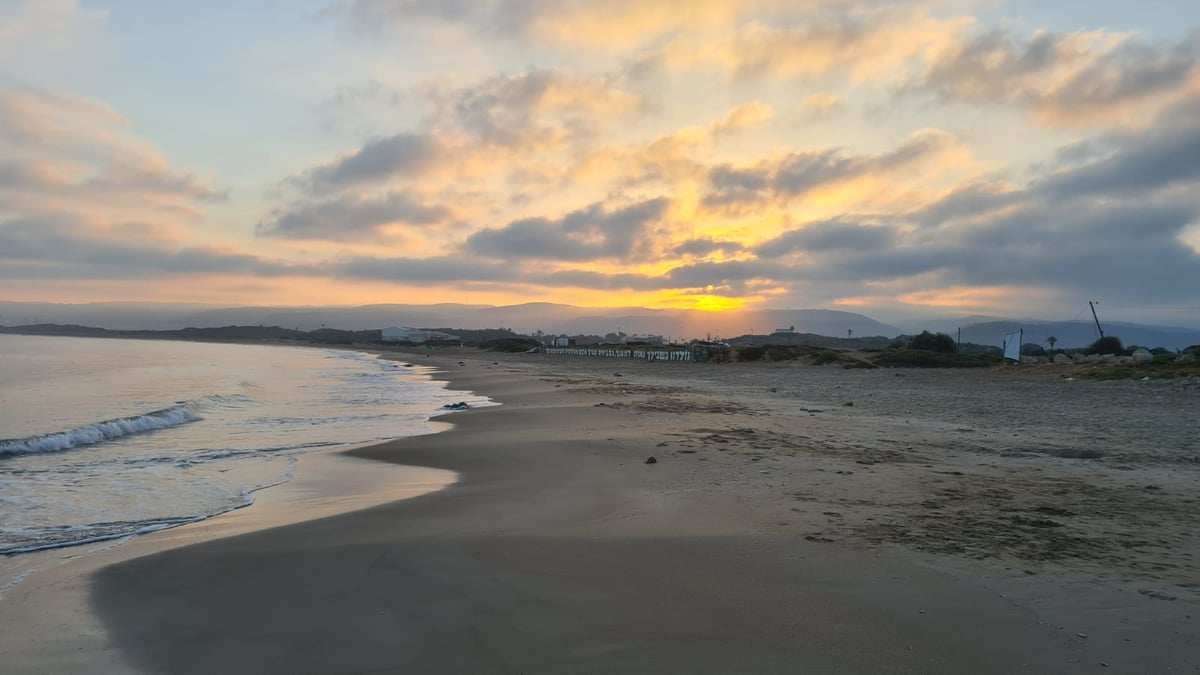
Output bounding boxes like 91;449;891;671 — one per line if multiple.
1047;336;1058;351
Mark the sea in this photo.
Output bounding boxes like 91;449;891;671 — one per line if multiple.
0;334;489;557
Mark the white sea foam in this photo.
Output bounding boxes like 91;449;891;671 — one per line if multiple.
0;405;202;457
0;336;492;558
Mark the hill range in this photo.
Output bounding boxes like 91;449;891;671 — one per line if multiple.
1;301;1197;350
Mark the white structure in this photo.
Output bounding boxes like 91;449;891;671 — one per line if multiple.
381;326;459;343
1003;329;1023;362
773;325;796;335
626;334;665;345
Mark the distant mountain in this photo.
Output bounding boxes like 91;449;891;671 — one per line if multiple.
957;320;1200;351
4;301;1195;348
0;302;901;340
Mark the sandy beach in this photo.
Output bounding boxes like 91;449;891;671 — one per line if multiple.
3;350;1198;673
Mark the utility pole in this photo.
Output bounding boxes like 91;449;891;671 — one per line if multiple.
1089;301;1105;338
957;327;961;352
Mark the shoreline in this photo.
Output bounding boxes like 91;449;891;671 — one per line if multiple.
2;349;1197;672
0;354;479;673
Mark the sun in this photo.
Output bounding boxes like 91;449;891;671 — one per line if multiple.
648;292;747;312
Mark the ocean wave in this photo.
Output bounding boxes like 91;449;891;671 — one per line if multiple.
0;405;202;457
0;456;297;555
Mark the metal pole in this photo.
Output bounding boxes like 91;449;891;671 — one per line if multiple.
1089;301;1105;338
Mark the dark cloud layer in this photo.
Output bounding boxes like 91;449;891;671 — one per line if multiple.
756;220;896;257
0;216;306;279
912;29;1200;123
256;191;450;240
1037;105;1200;198
704;131;951;208
426;68;640;148
297;133;444;193
466;197;669;261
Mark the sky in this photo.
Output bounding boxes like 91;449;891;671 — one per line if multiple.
2;0;1200;325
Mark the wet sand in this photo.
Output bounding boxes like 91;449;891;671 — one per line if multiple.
5;350;1199;672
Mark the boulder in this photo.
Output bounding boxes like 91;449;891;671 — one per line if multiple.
1020;355;1039;364
1072;353;1088;363
1099;354;1116;363
1178;352;1196;364
1053;353;1073;365
1115;356;1134;365
1131;348;1154;364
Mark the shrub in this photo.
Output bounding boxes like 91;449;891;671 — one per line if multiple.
812;349;841;365
1087;335;1124;355
1020;343;1046;357
874;350;999;368
766;346;797;362
737;346;767;361
480;338;541;352
907;330;957;353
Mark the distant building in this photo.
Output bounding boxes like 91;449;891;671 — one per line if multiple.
773;325;796;335
626;334;666;345
552;335;575;347
381;326;459;343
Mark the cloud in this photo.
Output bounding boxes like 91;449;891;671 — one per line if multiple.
712;101;774;137
338;0;746;49
909;182;1023;228
704;129;957;208
755;219;896;257
295;132;445;194
567;108;755;187
0;89;221;209
910;28;1200;126
256;191;451;240
277;68;647;239
659;6;968;82
672;238;747;257
0;85;222;256
423;68;644;149
466;197;670;261
1036;100;1200;199
331;252;667;291
0;0;106;62
798;92;845;121
0;89;125;151
0;215;305;279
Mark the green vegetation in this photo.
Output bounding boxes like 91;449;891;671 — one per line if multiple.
874;350;1002;368
906;330;957;353
1020;343;1046;356
1087;335;1124;355
479;337;542;352
811;349;841;365
736;345;768;361
1082;363;1200;380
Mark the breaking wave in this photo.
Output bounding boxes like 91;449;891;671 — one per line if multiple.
0;405;202;457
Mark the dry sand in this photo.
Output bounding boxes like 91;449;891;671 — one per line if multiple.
2;350;1198;673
